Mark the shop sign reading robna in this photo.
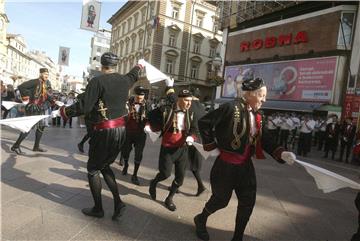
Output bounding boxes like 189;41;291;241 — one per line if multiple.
222;56;338;102
240;31;308;52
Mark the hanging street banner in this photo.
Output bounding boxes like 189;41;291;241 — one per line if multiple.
222;56;338;102
58;46;70;66
80;0;101;32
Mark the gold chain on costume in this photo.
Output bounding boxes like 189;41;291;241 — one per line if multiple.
98;99;108;120
173;113;178;134
231;102;247;149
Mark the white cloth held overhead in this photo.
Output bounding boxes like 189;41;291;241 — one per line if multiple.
55;101;65;107
295;159;360;193
51;110;61;118
1;101;21;110
281;151;296;165
141;60;170;84
0;115;50;133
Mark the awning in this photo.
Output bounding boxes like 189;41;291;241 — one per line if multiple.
315;104;342;112
214;98;324;112
261;100;324;112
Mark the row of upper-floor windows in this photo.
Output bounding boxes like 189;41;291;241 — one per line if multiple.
112;3;219;40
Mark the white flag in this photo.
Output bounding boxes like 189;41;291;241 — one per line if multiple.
80;0;101;32
295;159;360;193
193;142;211;160
0;115;50;133
142;60;170;84
58;46;70;66
1;101;21;110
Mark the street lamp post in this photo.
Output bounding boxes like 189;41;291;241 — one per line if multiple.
210;53;223;110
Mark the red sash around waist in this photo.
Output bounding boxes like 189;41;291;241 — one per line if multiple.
219;145;252;165
93;116;126;131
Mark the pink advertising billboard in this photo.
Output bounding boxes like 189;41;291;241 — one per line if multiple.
222;56;338;102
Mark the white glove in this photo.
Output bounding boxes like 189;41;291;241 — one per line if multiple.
186;136;194;146
144;125;152;132
138;59;146;68
165;77;174;87
209;148;220;157
281;151;296;165
51;110;60;118
55;101;64;107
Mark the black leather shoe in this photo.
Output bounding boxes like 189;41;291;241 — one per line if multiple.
196;186;206;196
131;175;140;185
194;214;210;241
81;207;104;218
77;143;84;153
11;146;25;155
164;198;176;212
33;147;47;152
112;202;126;221
149;180;156;200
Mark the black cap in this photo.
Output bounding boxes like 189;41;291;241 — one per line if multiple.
100;52;119;66
40;68;49;73
134;86;147;95
242;77;266;91
178;89;192;98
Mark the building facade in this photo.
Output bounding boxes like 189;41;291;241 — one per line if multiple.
0;0;9;75
88;31;111;73
217;1;360;120
108;0;222;100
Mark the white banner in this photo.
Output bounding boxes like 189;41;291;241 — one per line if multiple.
0;115;50;133
58;46;70;66
142;60;170;84
1;101;21;110
295;159;360;193
80;0;101;32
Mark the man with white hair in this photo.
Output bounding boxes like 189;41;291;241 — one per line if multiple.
194;77;296;241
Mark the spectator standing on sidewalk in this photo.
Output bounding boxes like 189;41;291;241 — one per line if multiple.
338;117;356;163
323;115;340;160
297;115;315;157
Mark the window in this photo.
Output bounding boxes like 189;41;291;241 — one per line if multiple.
123;61;128;73
138;33;144;49
338;12;355;47
146;32;152;46
169;33;176;47
190;64;199;79
193;40;200;53
206;63;212;79
196;16;203;28
209;47;216;57
125;41;129;54
141;8;146;23
134;13;139;27
128;18;132;31
120;41;124;56
172;7;179;19
166;59;174;74
122;23;126;35
213;22;218;33
131;36;136;52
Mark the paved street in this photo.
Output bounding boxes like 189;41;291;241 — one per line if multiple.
1;124;360;240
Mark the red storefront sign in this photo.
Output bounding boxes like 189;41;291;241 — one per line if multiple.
240;31;308;52
342;94;360;124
